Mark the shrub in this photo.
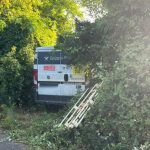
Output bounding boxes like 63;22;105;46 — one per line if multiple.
77;38;150;150
0;44;35;107
0;51;23;105
17;44;34;106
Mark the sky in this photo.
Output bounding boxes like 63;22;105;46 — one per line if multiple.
81;7;95;22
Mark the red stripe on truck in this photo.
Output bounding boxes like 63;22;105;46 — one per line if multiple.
44;65;55;71
33;69;38;81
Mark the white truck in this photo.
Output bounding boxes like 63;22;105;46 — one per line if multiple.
33;46;85;104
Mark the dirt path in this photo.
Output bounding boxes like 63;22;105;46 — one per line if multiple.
0;130;28;150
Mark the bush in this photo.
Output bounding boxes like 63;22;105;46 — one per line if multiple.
77;38;150;150
17;44;34;106
0;44;35;107
0;51;23;105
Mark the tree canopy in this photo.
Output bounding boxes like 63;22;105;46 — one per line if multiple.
0;0;82;105
0;0;82;54
68;0;150;149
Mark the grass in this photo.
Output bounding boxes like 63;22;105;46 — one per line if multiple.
0;104;68;150
0;95;82;150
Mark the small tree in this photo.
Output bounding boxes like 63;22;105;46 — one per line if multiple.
0;51;23;106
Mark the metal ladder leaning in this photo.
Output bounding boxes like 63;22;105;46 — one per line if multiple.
59;82;102;128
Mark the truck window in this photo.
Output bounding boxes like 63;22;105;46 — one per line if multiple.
38;51;69;64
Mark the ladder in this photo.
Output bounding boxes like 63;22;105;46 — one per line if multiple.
59;82;102;128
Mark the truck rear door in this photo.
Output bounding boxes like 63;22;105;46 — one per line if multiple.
37;51;62;96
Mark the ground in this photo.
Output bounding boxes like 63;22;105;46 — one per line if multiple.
0;130;28;150
0;105;68;149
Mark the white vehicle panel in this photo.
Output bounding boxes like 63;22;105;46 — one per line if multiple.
60;84;85;96
38;64;85;82
38;84;85;96
38;64;63;81
38;86;60;95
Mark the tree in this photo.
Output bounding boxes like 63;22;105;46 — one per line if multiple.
61;0;150;149
0;0;82;54
0;50;23;105
0;0;82;106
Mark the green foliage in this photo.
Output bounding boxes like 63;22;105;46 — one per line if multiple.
0;104;17;130
0;51;23;105
0;0;150;150
57;0;150;149
0;20;6;31
0;0;82;106
58;13;120;71
79;42;150;148
0;107;81;150
67;0;150;149
0;21;32;55
17;45;35;106
0;0;82;50
0;45;35;106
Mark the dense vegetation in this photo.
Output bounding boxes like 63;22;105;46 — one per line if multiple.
70;0;150;149
0;0;82;105
0;0;150;149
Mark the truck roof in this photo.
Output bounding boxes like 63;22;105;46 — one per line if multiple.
36;46;55;52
